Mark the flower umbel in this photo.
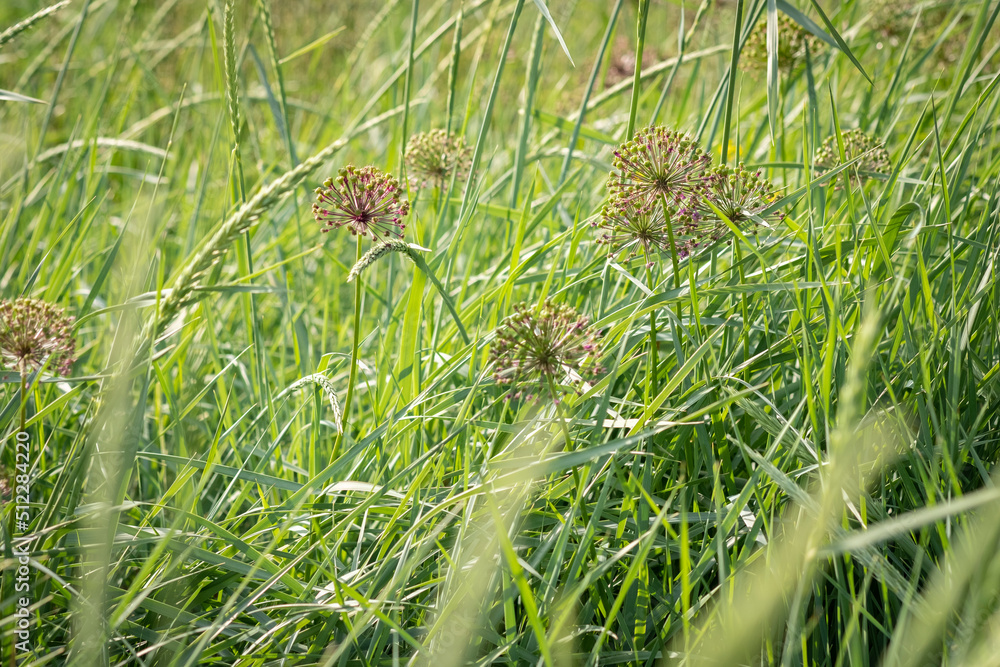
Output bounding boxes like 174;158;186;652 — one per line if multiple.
596;194;697;266
607;126;712;206
0;298;76;375
313;166;410;239
742;14;821;75
814;129;891;185
490;301;604;401
404;130;472;188
692;164;785;245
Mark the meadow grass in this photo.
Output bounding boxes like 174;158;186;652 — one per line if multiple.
0;0;999;665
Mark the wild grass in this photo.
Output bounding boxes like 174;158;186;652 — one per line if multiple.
0;0;999;665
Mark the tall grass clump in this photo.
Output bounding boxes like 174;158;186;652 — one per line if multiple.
0;0;999;665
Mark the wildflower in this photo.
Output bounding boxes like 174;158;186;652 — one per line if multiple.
691;164;785;244
607;126;712;207
868;0;969;66
313;165;410;240
0;298;76;376
596;194;700;266
742;14;821;75
404;130;472;188
490;301;604;401
869;0;911;40
814;129;891;184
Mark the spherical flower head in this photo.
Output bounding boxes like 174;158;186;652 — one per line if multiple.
742;14;821;75
312;165;410;240
607;126;712;206
404;130;472;189
869;0;913;40
814;129;891;185
0;298;76;376
596;194;695;266
868;2;969;66
489;301;604;401
691;163;784;247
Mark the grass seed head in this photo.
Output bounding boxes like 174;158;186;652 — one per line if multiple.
0;298;76;376
489;300;604;401
313;165;410;240
347;240;417;283
404;129;472;188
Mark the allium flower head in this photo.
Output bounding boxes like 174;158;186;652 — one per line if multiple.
869;0;912;39
814;129;891;185
490;301;604;401
313;166;410;240
0;298;76;375
742;14;821;75
404;130;472;188
691;164;785;244
868;0;968;66
596;194;697;266
607;126;712;206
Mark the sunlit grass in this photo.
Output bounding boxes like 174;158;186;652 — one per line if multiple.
1;0;999;665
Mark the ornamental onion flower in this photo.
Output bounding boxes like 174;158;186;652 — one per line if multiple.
691;164;785;243
742;14;821;75
0;298;76;376
814;129;891;185
490;301;604;401
607;126;712;207
312;165;410;240
868;0;968;66
595;193;701;266
404;130;472;188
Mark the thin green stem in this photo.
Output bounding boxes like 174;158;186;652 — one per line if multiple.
335;237;364;461
561;0;623;185
660;193;682;289
547;378;573;451
19;371;26;435
721;0;745;165
444;5;463;137
625;0;650;141
660;192;685;375
643;260;659;400
547;376;593;530
400;0;419;177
